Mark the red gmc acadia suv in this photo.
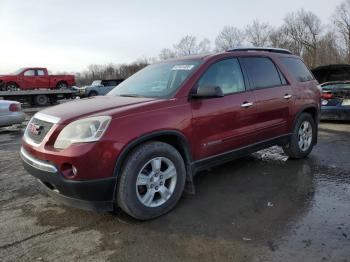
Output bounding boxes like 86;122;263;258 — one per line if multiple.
21;48;321;220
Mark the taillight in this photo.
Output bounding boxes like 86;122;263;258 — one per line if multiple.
321;92;333;100
9;103;21;112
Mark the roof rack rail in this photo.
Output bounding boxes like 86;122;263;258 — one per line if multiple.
227;47;292;55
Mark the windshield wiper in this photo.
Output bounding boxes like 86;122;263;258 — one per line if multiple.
119;94;144;98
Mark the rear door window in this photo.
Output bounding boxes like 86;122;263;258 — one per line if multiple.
106;80;118;86
240;57;282;89
197;58;246;95
36;70;45;76
24;70;35;76
280;57;314;82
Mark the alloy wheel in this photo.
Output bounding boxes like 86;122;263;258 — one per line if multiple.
7;84;18;91
136;157;177;207
298;121;313;151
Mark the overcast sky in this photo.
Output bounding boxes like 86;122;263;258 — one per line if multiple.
0;0;343;73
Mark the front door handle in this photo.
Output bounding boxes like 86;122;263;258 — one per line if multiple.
284;94;292;99
241;102;253;108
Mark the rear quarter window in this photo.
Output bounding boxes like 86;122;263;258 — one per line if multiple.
241;57;282;89
280;57;314;82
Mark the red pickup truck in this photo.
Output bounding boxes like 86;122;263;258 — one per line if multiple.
0;67;75;91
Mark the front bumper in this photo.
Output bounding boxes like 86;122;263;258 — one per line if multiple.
72;87;87;97
20;147;116;212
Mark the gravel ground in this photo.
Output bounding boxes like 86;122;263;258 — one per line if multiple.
0;113;349;262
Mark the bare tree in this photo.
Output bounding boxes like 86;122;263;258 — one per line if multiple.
173;35;211;56
245;20;272;47
76;62;148;86
269;27;292;49
284;9;322;67
159;48;176;60
198;38;211;54
317;31;344;65
215;25;245;51
333;0;350;63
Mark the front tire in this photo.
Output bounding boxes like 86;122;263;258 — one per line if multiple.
117;141;186;220
283;113;316;159
88;91;98;97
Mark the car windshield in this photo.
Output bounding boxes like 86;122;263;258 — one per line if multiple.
91;80;102;86
107;60;202;98
10;68;25;75
322;83;350;89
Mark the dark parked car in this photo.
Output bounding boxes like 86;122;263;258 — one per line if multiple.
312;64;350;120
319;81;350;120
21;48;320;220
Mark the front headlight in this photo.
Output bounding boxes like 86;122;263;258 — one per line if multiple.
54;116;111;149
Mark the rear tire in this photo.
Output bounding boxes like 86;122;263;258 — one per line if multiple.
117;141;186;220
56;81;68;89
6;82;19;91
34;94;49;106
283;113;316;159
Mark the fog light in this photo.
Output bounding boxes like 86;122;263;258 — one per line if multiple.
61;163;77;178
72;166;78;175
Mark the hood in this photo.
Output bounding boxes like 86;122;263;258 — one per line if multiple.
0;75;13;80
39;96;157;124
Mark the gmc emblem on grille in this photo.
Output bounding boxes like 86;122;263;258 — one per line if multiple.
29;123;43;135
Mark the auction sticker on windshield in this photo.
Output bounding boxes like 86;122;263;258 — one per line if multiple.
172;65;195;70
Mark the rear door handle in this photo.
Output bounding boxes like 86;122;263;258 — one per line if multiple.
241;102;253;108
284;94;292;99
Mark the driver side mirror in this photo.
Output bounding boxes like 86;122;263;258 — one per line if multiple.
191;85;224;98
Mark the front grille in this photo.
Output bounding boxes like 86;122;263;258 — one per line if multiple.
26;117;54;144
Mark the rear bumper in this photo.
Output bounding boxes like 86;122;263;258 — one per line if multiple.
0;112;25;127
321;106;350;120
20;147;116;212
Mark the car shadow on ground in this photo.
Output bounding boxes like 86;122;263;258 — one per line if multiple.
18;151;316;243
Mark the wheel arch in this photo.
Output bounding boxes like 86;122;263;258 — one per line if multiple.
6;81;20;88
113;130;193;179
292;105;320;144
56;80;68;88
111;130;194;203
88;90;98;96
